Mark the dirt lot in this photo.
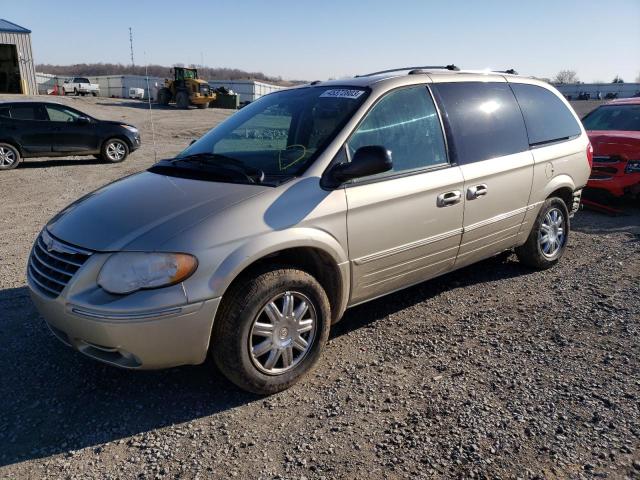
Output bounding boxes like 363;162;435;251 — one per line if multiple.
0;97;638;479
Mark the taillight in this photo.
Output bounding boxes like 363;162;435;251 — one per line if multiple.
586;142;593;170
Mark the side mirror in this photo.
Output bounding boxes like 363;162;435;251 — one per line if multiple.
325;146;392;187
77;116;90;124
189;139;197;146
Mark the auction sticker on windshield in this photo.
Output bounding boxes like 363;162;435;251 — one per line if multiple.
319;89;365;99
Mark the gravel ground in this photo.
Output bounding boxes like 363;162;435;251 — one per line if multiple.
1;97;639;479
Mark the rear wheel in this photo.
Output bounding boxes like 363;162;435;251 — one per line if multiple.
0;143;20;170
212;268;331;394
73;88;79;96
196;102;209;109
176;91;190;109
91;92;97;97
101;138;129;163
516;197;569;269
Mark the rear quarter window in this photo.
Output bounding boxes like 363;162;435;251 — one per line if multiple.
10;105;45;121
510;83;582;145
433;82;529;164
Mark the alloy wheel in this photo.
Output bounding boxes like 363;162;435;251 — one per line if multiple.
106;141;126;161
538;207;565;258
249;291;317;375
0;146;16;167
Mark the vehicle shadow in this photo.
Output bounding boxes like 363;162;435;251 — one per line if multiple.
0;286;257;467
572;206;640;240
0;252;532;467
17;158;105;169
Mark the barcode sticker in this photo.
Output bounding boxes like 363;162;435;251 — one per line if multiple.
319;89;365;99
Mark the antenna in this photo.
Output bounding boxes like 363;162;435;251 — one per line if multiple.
144;52;157;163
129;27;135;67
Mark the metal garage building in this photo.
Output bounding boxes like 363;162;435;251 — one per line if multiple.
0;19;37;95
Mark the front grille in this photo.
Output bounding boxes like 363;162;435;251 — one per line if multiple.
28;231;91;298
593;156;618;164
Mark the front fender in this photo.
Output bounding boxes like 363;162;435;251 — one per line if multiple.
208;227;350;302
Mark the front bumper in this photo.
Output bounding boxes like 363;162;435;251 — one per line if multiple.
588;157;640;197
28;282;220;369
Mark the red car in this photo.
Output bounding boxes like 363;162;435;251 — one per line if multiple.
582;98;640;198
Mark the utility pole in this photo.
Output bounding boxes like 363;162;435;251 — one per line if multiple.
129;27;135;67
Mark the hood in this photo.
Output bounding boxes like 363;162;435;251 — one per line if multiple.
588;130;640;158
47;171;269;251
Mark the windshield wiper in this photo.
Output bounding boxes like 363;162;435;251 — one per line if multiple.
173;153;265;183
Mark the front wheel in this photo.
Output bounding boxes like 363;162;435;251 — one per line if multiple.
101;138;129;163
516;197;569;269
212;268;331;394
176;91;190;109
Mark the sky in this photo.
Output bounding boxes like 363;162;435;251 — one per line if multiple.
3;0;639;82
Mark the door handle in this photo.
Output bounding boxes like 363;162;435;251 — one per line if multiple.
437;190;462;207
467;184;488;200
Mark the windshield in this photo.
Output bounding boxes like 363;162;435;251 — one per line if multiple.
175;86;369;185
582;104;640;132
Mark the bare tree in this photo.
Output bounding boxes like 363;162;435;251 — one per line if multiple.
34;62;301;85
612;76;624;83
553;70;579;84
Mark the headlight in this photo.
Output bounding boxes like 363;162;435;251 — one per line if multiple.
121;125;138;133
98;252;197;295
625;160;640;174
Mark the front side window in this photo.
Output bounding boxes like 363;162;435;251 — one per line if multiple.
346;85;447;179
45;105;82;122
582;104;640;132
433;82;529;164
170;87;369;185
510;83;582;144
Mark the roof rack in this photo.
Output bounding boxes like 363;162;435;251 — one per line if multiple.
356;64;459;78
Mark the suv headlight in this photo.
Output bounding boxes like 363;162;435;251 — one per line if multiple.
625;160;640;174
121;125;138;133
98;252;198;295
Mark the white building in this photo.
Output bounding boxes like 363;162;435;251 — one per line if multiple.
208;79;286;103
554;82;640;99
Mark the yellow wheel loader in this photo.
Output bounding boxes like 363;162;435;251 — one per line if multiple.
156;67;216;109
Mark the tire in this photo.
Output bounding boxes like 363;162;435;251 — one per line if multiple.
73;88;79;96
0;143;21;170
196;102;209;109
92;92;97;97
212;268;331;394
516;197;570;270
157;88;171;106
176;91;190;109
100;138;129;163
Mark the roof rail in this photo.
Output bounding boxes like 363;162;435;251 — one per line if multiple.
356;64;459;78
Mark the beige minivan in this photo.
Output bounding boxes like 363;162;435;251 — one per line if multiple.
28;66;592;394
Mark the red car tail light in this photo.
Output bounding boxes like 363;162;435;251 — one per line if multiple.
586;142;593;170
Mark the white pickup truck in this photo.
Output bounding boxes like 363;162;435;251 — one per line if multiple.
62;77;100;96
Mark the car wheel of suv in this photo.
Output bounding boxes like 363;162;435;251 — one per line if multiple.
212;268;331;394
101;139;129;163
516;197;569;269
0;143;20;170
73;88;78;96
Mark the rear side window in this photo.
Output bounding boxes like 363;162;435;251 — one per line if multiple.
511;83;581;145
10;104;46;121
434;82;528;164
